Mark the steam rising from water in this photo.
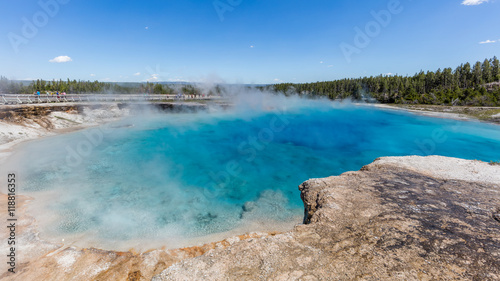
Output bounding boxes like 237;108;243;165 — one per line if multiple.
4;91;500;251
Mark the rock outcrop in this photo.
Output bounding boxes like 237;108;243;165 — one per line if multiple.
154;156;500;280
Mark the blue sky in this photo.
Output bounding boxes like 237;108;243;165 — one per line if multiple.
1;0;499;84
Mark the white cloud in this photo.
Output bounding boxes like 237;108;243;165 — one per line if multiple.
250;45;254;48
479;39;496;44
49;56;72;63
145;74;159;82
319;61;324;64
273;78;283;83
133;72;141;76
90;74;96;77
144;65;169;81
462;0;488;5
167;77;186;82
327;65;333;68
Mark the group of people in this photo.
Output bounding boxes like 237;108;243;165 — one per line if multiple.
34;90;67;97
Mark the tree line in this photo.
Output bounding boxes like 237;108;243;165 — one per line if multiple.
272;57;500;106
0;77;123;94
0;78;211;97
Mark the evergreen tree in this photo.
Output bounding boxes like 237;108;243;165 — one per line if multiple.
472;61;483;86
492;56;500;81
482;59;492;83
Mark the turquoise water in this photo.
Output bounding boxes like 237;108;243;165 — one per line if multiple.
7;101;500;250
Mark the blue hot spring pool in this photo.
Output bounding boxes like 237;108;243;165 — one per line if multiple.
5;101;500;250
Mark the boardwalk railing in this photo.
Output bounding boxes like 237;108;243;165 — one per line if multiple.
0;94;223;105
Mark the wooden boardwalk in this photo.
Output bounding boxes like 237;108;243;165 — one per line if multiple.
0;94;222;105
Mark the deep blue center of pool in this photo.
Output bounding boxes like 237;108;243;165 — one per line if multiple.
11;102;500;249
